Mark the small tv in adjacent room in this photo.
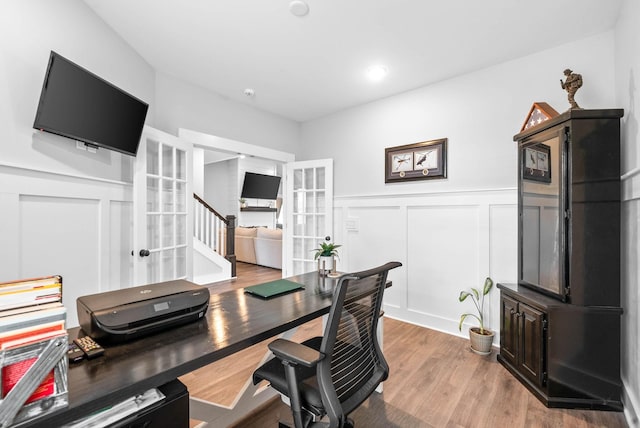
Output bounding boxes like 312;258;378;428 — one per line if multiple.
241;172;281;200
33;51;149;157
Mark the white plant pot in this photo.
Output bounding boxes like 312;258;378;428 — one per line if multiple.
318;256;334;275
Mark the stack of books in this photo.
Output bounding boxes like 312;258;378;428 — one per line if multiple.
0;276;68;427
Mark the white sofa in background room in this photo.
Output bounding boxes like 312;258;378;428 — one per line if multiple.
235;227;257;265
254;227;282;269
235;226;282;270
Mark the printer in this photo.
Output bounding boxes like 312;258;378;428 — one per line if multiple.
77;280;210;342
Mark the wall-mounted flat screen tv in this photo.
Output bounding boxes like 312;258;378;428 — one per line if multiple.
33;51;149;157
241;172;281;200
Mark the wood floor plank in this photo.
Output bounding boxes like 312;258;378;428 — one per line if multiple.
184;263;628;428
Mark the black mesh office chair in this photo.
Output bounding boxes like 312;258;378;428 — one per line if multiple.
253;261;402;428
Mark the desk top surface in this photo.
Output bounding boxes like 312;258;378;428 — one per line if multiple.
24;271;340;427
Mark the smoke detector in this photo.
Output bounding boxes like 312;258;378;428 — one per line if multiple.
289;0;309;17
243;88;255;97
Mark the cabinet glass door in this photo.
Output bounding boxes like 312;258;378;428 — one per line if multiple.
519;133;565;297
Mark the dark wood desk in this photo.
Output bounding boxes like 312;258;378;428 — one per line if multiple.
20;272;339;427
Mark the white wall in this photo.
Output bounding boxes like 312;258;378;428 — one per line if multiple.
202;156;281;226
0;0;155;327
193;147;205;196
204;158;237;216
300;32;617;198
0;0;155;181
155;72;300;154
299;33;618;344
615;0;640;424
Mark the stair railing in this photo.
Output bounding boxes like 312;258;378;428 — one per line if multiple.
193;193;236;277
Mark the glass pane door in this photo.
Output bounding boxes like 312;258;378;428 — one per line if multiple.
519;134;563;297
285;159;333;277
134;127;192;285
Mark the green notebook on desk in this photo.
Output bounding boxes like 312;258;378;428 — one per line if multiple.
244;279;304;299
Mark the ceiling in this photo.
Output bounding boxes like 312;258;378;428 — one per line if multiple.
83;0;622;123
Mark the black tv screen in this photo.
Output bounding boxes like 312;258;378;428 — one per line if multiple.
33;51;149;157
241;172;281;200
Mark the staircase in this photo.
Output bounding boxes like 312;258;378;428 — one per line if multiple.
193;193;236;284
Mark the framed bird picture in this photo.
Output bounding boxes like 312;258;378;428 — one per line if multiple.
385;138;447;183
522;143;551;183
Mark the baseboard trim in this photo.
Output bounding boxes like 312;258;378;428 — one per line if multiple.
623;380;640;427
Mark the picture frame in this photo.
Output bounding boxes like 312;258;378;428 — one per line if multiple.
385;138;447;183
522;143;551;183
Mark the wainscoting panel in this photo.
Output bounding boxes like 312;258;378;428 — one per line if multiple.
407;205;480;321
110;200;133;291
0;164;133;328
19;195;101;328
488;204;517;279
343;205;405;309
335;189;517;338
487;204;518;329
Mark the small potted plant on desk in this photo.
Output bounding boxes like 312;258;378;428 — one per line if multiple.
458;277;494;355
313;236;341;277
239;198;247;209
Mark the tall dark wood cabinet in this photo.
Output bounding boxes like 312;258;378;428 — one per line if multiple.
497;109;624;411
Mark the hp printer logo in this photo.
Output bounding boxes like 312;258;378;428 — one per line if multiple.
140;289;152;294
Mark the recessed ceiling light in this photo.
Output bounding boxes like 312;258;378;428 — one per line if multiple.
289;0;309;17
366;65;388;82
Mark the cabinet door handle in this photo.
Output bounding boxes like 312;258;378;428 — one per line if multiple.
515;312;521;318
510;309;516;315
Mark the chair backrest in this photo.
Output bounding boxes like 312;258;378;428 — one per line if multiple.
317;261;402;426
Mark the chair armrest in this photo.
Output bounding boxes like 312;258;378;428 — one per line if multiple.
268;338;324;368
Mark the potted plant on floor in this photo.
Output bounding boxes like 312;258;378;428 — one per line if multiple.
458;277;495;355
312;236;341;276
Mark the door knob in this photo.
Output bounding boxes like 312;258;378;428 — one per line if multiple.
139;249;150;257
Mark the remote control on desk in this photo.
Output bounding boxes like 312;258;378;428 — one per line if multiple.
73;336;105;359
67;342;85;363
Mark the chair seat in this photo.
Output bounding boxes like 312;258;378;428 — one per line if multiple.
251;261;402;428
254;337;325;414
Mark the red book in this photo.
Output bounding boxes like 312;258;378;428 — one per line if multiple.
1;357;55;404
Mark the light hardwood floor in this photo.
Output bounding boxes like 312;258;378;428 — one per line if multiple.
182;263;627;428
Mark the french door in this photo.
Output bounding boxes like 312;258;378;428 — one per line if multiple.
284;159;333;277
133;126;193;285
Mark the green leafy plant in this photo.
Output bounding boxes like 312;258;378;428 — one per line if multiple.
312;240;341;260
239;198;246;204
458;277;493;335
